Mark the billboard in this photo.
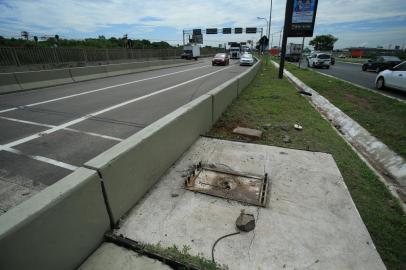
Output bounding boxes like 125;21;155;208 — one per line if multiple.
288;0;318;37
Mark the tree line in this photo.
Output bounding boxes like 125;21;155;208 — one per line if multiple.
0;35;178;49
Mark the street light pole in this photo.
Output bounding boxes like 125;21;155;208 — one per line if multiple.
268;0;272;48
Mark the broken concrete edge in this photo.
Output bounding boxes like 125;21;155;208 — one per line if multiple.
84;59;261;223
271;60;406;210
0;58;200;95
0;167;110;270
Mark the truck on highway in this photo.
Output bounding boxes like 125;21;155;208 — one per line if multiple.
229;46;241;59
181;44;200;60
285;43;303;62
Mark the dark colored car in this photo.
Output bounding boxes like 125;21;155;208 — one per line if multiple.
212;53;230;66
362;56;402;73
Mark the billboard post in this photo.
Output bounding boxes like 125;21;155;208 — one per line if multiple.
279;0;318;78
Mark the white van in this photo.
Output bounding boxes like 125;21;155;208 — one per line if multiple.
307;53;331;69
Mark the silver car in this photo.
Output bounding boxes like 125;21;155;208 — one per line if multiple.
240;53;254;66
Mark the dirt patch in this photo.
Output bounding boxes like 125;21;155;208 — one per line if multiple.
343;93;372;109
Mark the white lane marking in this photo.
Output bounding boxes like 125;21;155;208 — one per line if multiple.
0;116;124;142
0;64;211;114
0;65;234;150
3;147;78;171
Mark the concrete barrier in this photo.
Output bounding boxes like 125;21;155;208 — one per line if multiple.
0;168;110;270
237;59;261;95
0;73;21;94
70;65;109;82
14;68;74;90
85;94;213;222
208;78;239;123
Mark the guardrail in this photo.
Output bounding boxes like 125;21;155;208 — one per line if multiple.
0;59;261;270
0;58;199;94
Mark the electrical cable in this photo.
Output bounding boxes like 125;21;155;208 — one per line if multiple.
211;231;241;263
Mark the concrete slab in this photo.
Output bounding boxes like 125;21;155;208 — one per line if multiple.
78;243;172;270
115;137;386;270
233;126;262;138
0;117;48;144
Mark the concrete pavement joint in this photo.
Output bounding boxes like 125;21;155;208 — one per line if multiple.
0;116;124;142
0;64;211;114
2;147;78;171
0;65;234;151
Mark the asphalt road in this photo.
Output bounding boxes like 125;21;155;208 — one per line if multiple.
0;59;250;214
298;60;406;101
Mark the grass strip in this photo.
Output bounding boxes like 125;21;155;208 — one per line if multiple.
283;61;406;159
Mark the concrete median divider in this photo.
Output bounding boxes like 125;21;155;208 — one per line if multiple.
85;94;213;223
0;167;110;270
0;72;21;93
70;65;109;82
237;59;261;95
14;68;74;90
208;78;239;123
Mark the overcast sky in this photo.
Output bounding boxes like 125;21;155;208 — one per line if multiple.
0;0;405;49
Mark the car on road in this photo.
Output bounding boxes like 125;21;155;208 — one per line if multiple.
212;53;230;66
375;61;406;92
307;53;331;69
362;56;402;73
240;53;254;66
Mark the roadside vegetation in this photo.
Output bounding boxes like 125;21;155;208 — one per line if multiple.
208;56;406;270
284;62;406;160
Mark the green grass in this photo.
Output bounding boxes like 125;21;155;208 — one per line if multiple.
208;57;406;270
143;243;225;270
283;62;406;160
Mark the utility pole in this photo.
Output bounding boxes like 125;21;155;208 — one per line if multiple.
268;0;272;49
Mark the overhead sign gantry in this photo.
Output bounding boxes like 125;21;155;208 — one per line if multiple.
183;27;263;45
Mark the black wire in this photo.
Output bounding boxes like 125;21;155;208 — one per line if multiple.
211;231;241;263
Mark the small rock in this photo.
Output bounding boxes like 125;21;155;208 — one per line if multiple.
171;193;179;198
235;210;255;232
280;123;289;131
283;135;291;143
233;127;262;139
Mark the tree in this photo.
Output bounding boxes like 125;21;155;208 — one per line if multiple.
33;36;38;45
309;35;338;51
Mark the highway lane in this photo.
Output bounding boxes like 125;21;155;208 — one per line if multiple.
298;59;406;101
0;59;250;213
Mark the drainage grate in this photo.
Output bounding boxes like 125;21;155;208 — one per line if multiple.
184;163;269;207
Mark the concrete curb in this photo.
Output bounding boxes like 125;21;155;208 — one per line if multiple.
0;59;199;95
310;68;405;103
0;168;110;270
272;60;406;206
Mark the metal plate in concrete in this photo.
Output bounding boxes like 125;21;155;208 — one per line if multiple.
115;137;386;270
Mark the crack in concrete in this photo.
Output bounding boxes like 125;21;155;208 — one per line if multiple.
248;207;260;261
